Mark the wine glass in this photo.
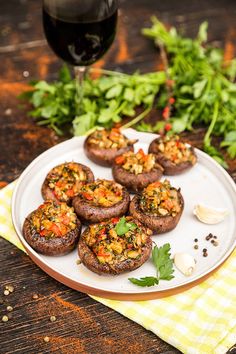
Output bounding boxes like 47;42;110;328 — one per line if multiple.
42;0;118;111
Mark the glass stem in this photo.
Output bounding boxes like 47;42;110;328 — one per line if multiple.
74;66;87;115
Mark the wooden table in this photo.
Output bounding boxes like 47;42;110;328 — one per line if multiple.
0;1;236;353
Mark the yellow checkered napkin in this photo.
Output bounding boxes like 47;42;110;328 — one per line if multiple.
1;182;236;354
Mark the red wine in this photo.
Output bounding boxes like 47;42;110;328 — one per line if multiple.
43;6;117;66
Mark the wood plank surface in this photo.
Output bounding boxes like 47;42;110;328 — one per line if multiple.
0;0;236;353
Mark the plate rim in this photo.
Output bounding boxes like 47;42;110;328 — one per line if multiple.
11;129;236;300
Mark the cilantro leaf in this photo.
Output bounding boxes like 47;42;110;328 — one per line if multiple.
159;259;175;280
152;243;171;270
126;222;137;231
152;244;175;280
115;217;137;236
115;217;129;236
128;277;159;287
128;243;175;288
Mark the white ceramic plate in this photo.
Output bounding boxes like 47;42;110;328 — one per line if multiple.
12;129;236;300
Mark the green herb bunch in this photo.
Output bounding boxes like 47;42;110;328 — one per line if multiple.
142;17;236;166
20;17;236;166
21;66;165;136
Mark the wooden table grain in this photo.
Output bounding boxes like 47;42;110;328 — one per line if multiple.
0;1;236;353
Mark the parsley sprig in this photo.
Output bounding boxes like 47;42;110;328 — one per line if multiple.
19;17;236;166
142;17;236;166
115;216;137;236
129;243;174;287
19;66;166;136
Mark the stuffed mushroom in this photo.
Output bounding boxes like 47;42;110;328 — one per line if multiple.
23;200;81;256
42;162;94;204
129;180;184;233
112;149;163;193
148;135;197;175
84;128;137;167
72;179;130;224
78;216;153;275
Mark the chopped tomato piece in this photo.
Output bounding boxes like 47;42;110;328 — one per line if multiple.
111;128;120;133
147;181;161;190
163;199;174;210
138;148;145;157
40;229;50;237
61;215;71;225
115;155;125;164
38;203;46;209
58;224;68;235
97;253;111;257
55;181;63;187
49;223;62;236
98;190;107;197
66;189;75;197
175;140;181;148
82;192;93;200
111;217;119;224
138;148;149;162
99;227;106;234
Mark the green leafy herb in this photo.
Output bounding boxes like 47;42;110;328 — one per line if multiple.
128;276;159;287
20;66;165;136
115;217;137;236
20;18;236;166
221;131;236;158
128;243;174;287
142;17;236;166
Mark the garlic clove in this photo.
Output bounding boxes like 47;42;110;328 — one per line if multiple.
193;204;229;224
174;252;196;276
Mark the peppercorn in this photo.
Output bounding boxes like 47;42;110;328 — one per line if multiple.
7;306;13;312
32;294;39;300
203;252;208;257
194;238;198;242
2;315;8;322
194;245;199;250
44;336;50;343
4;290;10;296
203;248;207;252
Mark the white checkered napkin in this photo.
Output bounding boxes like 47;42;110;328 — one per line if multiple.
1;182;236;354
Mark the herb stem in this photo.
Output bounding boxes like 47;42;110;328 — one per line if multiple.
204;101;219;145
121;106;152;130
156;39;173;118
